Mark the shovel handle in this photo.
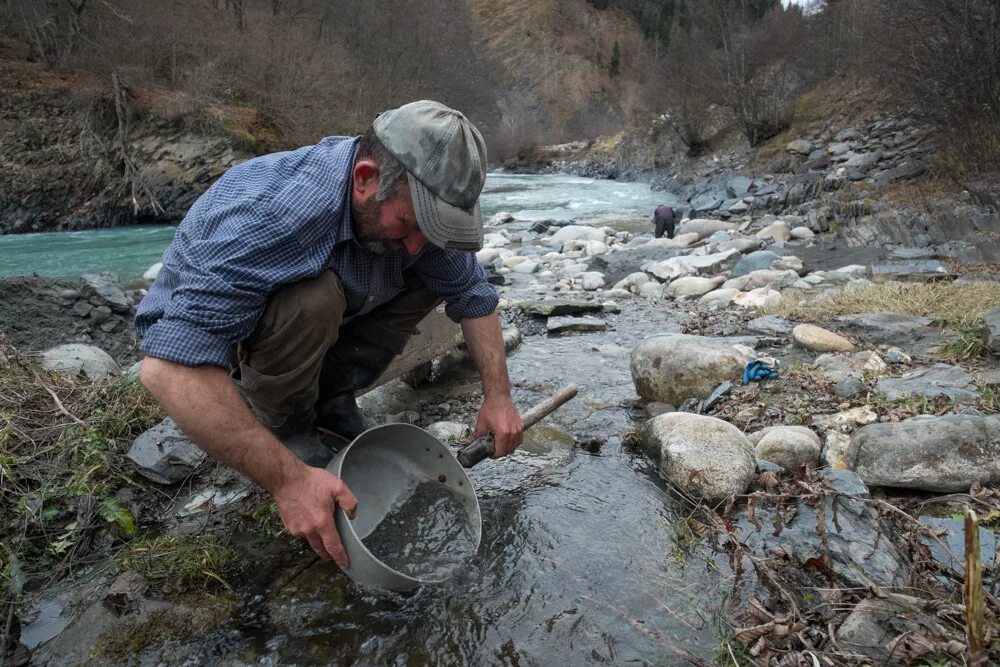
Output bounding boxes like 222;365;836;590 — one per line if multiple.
457;384;578;468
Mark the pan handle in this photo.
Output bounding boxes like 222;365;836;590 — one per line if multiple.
456;384;578;468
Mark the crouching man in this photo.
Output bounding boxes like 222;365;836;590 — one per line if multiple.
136;100;524;566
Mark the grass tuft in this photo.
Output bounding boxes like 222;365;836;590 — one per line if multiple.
116;534;238;592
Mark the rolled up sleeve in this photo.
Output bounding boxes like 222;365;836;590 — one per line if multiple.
412;249;498;322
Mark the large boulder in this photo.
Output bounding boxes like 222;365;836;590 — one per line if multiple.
550;225;606;244
756;222;792;242
847;414;1000;491
723;269;799;291
640;413;756;503
42;344;120;381
665;276;723;299
127;417;208;484
675;219;739;240
630;334;753;405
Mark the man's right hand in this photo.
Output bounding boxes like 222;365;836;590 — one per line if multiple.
272;464;359;567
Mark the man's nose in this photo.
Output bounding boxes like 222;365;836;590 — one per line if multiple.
403;231;428;255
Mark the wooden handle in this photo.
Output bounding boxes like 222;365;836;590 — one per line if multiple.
456;384;578;468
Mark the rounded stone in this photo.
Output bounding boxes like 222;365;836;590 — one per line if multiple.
754;427;822;469
792;324;856;352
42;344;120;381
630;334;753;406
640;413;756;504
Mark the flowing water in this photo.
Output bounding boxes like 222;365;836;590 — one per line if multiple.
0;173;674;280
14;174;727;665
361;481;478;580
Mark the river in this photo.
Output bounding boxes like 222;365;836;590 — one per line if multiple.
0;173;674;281
13;174;731;665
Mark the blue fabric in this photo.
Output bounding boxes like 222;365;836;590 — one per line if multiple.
742;359;780;385
135;136;497;368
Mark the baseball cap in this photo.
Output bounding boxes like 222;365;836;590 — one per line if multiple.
373;100;487;252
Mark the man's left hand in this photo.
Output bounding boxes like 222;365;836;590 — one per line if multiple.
474;394;524;458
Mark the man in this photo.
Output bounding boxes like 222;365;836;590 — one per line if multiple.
652;203;677;239
136;100;524;568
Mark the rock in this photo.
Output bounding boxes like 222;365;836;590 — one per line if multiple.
727;200;749;214
834;377;866;398
824;431;852;469
726;176;753;197
978;369;1000;387
476;248;501;265
630;334;753;406
42;343;120;381
125;361;143;378
72;300;93;317
918;516;996;583
835;127;859;142
789;226;814;240
756;222;791;242
716;238;762;254
127;417;208;484
484;232;510;246
578;271;605;291
699;288;741;307
142;263;162;281
550;225;605;244
644;250;740;280
510;261;538;274
869;260;953;282
688;194;723;213
834;313;942;350
814;350;887;383
486;211;514;226
640;413;755;504
848;414;1000;491
675;219;739;240
732;288;781;309
547;316;606;333
81;272;132;313
753;426;822;469
730;250;780;277
746;315;793;335
889;246;937;260
104;571;150;614
884;347;911;364
591;246;681;286
792;324;855;352
643;402;675;419
611;272;651;294
424;421;472;444
519;299;603;317
786;139;813;155
876;363;979;405
836;595;940;660
813;406;879;434
735;469;907;588
724;269;799;291
357;379;418;417
666;276;722;299
983;307;1000;353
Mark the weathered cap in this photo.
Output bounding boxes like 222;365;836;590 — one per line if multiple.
374;100;487;252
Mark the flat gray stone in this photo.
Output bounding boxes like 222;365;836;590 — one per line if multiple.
889;247;938;260
837;595;941;660
730;251;780;278
875;363;979;405
918;517;996;582
870;260;953;282
848;414;1000;491
519;299;604;317
689;194;723;213
127;417;207;484
735;469;907;588
546;316;606;333
834;313;942;349
745;315;793;336
726;176;753;197
81;272;132;313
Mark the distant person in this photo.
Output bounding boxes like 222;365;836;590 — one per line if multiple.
653;204;677;239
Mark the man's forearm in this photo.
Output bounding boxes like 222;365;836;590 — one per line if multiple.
460;311;511;398
139;356;304;494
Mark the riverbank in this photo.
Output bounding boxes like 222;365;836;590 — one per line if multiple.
5;180;1000;662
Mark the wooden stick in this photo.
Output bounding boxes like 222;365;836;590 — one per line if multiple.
965;507;985;655
519;384;579;430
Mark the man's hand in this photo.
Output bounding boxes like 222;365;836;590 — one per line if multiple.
272;464;359;567
474;393;524;458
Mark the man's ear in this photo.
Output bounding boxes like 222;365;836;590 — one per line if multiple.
353;158;380;203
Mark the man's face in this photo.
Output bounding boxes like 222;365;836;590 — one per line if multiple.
352;184;429;256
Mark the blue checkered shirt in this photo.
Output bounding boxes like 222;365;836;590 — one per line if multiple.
135;136;498;367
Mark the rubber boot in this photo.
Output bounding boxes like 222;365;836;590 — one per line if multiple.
316;330;397;442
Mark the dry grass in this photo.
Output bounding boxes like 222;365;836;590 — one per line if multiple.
771;282;1000;331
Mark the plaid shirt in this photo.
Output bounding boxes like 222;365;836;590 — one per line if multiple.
135;136;497;367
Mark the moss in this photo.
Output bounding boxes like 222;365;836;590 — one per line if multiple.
93;597;234;660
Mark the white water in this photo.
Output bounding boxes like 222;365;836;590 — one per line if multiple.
0;173;674;280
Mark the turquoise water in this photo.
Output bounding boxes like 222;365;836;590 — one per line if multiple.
0;173;672;281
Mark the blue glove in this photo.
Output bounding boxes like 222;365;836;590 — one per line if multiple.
742;358;780;385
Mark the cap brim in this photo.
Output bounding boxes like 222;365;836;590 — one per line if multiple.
408;172;483;252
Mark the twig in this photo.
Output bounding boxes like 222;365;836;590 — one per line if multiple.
34;373;88;428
